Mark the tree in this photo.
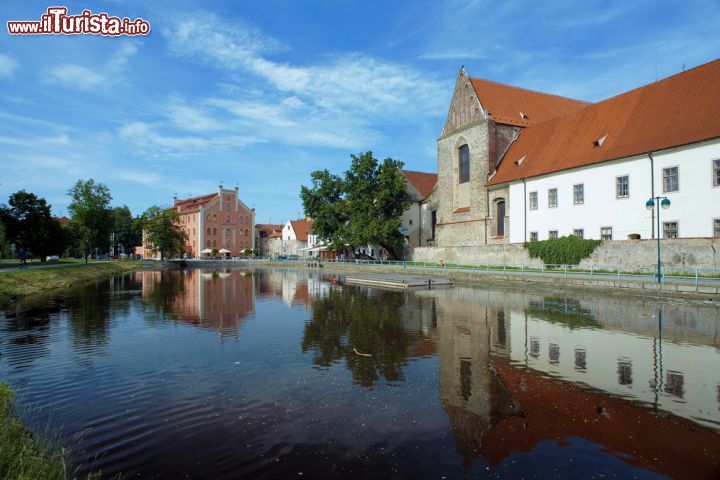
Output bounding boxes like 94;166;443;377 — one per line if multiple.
0;190;65;261
300;151;410;259
112;206;142;255
67;179;113;263
142;206;187;260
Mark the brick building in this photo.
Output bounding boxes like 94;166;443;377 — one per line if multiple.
173;185;255;258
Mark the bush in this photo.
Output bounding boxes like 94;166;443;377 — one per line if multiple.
524;236;602;265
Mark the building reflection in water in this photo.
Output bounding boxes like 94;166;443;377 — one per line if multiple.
139;269;255;339
419;285;720;478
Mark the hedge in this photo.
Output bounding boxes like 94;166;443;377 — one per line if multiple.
524;236;602;265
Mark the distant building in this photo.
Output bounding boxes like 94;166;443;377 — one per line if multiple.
142;185;254;258
255;224;284;257
280;219;314;257
400;170;437;248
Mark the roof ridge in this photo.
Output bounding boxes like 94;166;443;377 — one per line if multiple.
469;76;590;104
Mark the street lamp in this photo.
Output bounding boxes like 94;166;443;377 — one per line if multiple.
645;196;671;284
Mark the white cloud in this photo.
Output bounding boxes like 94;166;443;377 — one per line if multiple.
47;41;140;91
0;53;19;79
49;64;106;90
160;13;447;150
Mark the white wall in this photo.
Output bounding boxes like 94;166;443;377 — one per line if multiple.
509;139;720;242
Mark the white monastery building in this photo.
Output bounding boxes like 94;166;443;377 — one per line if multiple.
424;58;720;246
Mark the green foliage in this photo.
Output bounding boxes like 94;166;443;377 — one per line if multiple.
0;190;66;260
524;235;602;265
142;206;187;260
67;179;113;260
300;151;410;259
243;248;253;255
112;206;142;255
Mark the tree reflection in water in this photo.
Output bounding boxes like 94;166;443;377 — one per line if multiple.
302;287;409;387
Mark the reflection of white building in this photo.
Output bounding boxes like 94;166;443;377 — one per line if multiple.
505;296;720;431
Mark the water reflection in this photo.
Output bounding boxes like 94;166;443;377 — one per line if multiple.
0;268;718;479
302;288;410;387
139;269;255;337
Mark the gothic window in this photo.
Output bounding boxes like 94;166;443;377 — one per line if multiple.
458;144;470;183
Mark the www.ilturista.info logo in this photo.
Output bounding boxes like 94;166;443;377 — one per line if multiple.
7;7;150;36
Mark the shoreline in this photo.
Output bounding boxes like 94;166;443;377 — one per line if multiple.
148;259;719;302
0;260;142;304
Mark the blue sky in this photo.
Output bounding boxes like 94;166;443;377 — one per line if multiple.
1;0;719;223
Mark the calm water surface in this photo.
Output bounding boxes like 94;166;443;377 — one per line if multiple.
1;267;719;479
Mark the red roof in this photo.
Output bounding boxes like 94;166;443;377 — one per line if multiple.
489;58;720;185
55;216;70;225
470;77;588;127
290;219;313;241
402;170;437;199
255;224;284;237
175;193;217;213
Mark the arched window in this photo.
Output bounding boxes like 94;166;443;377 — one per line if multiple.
206;214;211;221
212;227;217;235
213;214;217;221
206;240;211;248
458;144;470;183
226;215;230;224
226;202;231;211
495;199;506;237
206;227;211;235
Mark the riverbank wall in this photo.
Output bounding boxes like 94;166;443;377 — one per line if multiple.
412;238;720;270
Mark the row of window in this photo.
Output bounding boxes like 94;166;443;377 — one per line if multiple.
205;227;250;236
204;213;251;224
529;161;720;210
527;221;697;241
204;240;251;248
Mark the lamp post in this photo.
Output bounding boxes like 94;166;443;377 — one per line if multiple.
645;196;671;284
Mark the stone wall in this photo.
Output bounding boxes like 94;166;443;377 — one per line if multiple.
413;244;541;266
413;238;720;269
579;238;720;269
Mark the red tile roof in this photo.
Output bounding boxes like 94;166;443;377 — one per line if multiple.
175;193;217;213
55;216;70;225
255;224;284;237
290;219;313;241
489;58;720;185
470;77;589;127
401;170;437;199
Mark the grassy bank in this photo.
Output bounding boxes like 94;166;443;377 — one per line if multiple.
0;261;141;300
0;383;74;479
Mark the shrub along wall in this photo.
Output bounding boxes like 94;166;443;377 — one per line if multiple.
524;236;602;265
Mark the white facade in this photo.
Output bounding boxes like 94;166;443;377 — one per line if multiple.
508;139;720;242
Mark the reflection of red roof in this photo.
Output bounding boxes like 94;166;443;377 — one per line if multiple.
55;216;70;225
470;77;588;128
480;360;720;479
401;170;437;199
175;193;218;213
290;219;313;241
489;58;720;185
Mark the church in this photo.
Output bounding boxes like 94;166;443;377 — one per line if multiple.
423;59;720;247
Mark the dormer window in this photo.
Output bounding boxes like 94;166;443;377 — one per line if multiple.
514;155;526;166
593;134;608;148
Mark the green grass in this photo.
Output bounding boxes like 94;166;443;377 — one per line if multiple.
0;260;141;300
0;260;83;270
0;382;104;479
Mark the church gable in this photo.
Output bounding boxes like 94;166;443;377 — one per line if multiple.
442;69;484;137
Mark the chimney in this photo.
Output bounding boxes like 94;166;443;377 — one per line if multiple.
173;194;178;205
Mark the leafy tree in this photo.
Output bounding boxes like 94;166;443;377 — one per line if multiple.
142;206;187;260
300;151;410;259
0;190;65;261
112;206;142;255
67;179;113;262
